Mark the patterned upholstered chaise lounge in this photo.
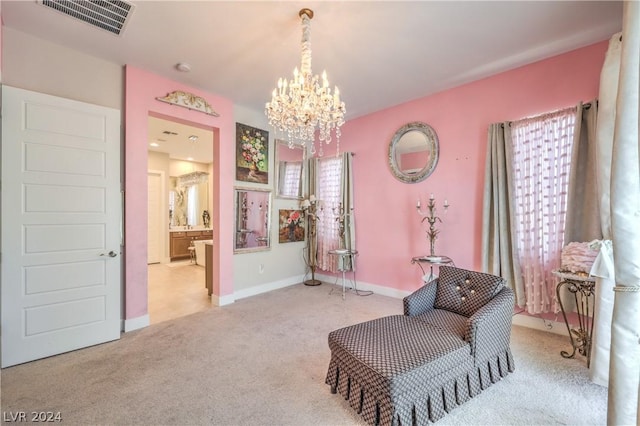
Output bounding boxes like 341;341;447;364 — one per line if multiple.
325;266;515;425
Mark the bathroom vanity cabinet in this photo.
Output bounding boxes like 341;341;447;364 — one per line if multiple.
170;230;213;260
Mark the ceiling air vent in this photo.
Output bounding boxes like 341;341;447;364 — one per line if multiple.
38;0;135;36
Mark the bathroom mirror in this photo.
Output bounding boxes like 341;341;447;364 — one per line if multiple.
388;122;439;183
275;140;305;199
234;187;272;253
169;171;210;227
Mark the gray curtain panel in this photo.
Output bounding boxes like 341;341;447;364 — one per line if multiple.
589;33;623;389
588;33;622;391
277;161;286;195
606;2;640;424
565;101;602;243
481;123;525;307
595;33;621;242
339;152;356;271
306;158;319;272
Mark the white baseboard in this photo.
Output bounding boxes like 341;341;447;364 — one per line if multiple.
211;294;235;306
121;277;301;330
512;313;568;336
314;273;412;300
234;275;305;301
314;273;570;338
122;275;569;340
122;314;150;332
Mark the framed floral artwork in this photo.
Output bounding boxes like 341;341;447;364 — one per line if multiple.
278;209;305;243
236;122;269;184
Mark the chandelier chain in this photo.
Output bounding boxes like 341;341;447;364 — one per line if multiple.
301;14;312;75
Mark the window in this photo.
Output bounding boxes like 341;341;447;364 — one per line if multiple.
281;161;302;197
187;184;198;227
511;107;576;314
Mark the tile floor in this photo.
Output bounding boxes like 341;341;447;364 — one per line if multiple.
147;260;212;324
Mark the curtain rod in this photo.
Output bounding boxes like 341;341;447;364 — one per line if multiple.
583;100;599;109
500;101;596;127
310;151;355;158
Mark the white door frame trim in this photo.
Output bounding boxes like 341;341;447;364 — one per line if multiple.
147;169;167;264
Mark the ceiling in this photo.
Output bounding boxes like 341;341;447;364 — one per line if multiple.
147;115;213;163
1;1;623;163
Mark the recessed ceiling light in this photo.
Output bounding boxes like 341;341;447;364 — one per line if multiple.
176;62;191;72
149;142;159;147
187;157;194;161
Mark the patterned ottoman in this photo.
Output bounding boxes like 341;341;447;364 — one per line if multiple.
325;266;515;426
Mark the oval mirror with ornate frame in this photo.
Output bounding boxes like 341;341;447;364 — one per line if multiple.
388;122;439;183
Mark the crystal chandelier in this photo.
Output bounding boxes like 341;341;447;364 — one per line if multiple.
265;8;346;156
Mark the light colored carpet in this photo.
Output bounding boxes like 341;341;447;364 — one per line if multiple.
1;283;607;425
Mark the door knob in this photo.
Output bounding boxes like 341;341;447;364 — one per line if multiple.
100;251;118;257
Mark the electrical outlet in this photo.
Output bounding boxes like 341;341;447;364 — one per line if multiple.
259;264;265;274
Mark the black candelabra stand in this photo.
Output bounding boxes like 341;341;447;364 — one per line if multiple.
416;194;449;257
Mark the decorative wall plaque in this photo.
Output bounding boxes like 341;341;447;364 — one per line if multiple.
156;91;220;117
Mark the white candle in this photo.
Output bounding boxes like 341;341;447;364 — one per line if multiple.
430;193;434;200
417;199;421;208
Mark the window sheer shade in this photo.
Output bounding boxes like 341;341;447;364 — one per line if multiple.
511;107;576;314
316;156;342;272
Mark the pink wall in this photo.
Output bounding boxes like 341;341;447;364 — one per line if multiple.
340;41;608;293
124;65;235;320
1;8;3;80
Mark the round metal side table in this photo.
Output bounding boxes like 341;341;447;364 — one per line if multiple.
410;255;454;284
328;249;358;300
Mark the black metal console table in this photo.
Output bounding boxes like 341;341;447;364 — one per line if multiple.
553;270;596;367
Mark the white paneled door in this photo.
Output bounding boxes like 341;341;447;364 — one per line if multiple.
1;86;122;367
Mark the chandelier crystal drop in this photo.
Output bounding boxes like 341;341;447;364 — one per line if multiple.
265;8;346;157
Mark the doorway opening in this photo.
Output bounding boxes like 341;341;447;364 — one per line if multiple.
147;114;214;324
